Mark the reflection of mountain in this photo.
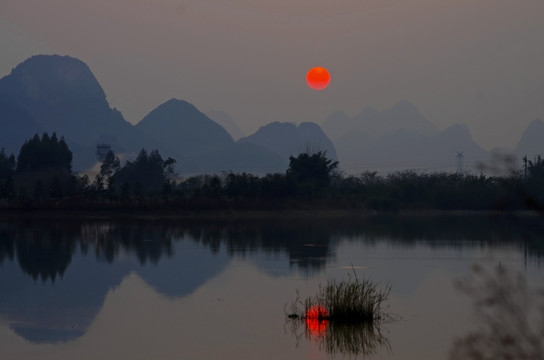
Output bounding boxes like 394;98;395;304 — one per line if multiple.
0;220;230;343
3;255;130;343
0;214;542;343
181;218;335;273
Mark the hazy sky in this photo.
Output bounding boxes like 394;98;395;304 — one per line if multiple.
1;0;543;150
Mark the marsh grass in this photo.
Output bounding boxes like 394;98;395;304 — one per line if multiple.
286;273;392;356
317;277;391;323
288;274;391;323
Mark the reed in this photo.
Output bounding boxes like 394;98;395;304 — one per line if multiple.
288;274;391;324
286;274;392;356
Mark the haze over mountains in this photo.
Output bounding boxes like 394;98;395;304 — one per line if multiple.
0;54;541;175
239;121;338;162
0;55;286;173
206;110;245;141
322;102;490;172
515;119;544;160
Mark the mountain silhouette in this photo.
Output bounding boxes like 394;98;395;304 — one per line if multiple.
238;121;338;162
185;142;287;174
322;101;491;173
206;110;245;140
136;99;286;174
0;94;43;155
515;119;544;159
0;55;287;174
0;55;155;170
136;98;234;157
337;123;489;173
322;100;439;142
0;55;505;175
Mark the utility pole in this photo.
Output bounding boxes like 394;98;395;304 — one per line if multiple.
523;155;528;182
456;152;464;174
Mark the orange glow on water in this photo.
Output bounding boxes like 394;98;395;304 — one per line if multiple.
306;67;330;90
305;305;329;336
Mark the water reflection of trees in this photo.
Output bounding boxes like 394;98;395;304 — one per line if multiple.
4;220;80;282
0;214;542;282
0;223;15;263
339;214;544;261
179;218;333;271
79;222;177;265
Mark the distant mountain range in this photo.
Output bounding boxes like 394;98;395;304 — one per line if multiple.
321;101;491;172
206;110;245;140
0;54;541;175
515;118;544;160
0;55;156;169
239;121;338;163
0;55;315;174
322;100;439;141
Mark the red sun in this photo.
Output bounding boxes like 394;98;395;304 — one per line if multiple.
306;67;330;90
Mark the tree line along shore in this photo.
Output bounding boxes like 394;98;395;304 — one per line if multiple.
0;132;543;213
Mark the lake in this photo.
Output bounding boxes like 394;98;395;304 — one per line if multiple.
0;213;542;359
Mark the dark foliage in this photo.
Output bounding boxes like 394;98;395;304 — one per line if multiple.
287;150;339;194
110;149;176;196
0;133;543;213
0;148;16;199
525;155;544;210
16;133;72;173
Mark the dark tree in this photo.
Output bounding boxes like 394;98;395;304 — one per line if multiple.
16;132;72;173
287;150;339;190
111;149;176;195
0;148;16;179
0;148;16;199
528;155;544;179
99;150;121;178
526;155;544;211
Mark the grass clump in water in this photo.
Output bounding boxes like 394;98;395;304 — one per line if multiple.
288;274;391;324
286;273;392;356
315;276;390;323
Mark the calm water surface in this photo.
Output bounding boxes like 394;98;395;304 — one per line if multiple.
0;214;542;359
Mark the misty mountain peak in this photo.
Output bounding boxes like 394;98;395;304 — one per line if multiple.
136;98;233;156
238;121;337;161
525;118;544;131
0;54;150;169
0;54;107;106
440;123;472;138
357;105;379;117
515;118;544;157
206;110;245;140
322;100;438;142
390;99;418;112
143;98;203;124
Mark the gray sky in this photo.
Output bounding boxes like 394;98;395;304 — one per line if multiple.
1;0;543;150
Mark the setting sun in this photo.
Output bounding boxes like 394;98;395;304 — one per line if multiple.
306;67;330;90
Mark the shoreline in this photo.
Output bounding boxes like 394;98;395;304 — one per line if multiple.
0;207;540;221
